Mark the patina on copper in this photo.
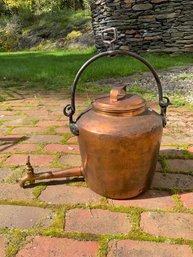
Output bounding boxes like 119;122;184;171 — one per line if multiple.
20;32;170;198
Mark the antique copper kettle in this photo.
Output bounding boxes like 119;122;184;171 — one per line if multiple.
20;34;170;199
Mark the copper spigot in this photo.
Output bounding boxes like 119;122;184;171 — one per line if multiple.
19;156;83;187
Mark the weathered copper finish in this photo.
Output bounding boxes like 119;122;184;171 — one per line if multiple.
19;156;82;187
93;85;146;115
20;41;170;198
77;101;162;199
63;49;170;199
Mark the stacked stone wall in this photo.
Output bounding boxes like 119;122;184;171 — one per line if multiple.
90;0;193;53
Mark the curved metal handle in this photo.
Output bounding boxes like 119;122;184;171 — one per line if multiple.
64;50;171;135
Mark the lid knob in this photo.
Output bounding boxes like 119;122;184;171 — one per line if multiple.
110;85;127;103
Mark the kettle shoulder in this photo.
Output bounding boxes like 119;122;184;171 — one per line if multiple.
77;109;163;136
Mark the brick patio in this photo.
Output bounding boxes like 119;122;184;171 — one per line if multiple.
0;91;193;256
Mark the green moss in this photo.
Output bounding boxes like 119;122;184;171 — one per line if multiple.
66;181;87;187
0;199;49;208
172;194;186;212
177;72;193;81
41;207;66;237
41;228;63;237
99;197;108;206
61;133;73;144
50;207;66;230
0;95;7;101
5;230;28;257
128;208;141;231
97;239;108;257
5;127;14;135
4;166;26;184
32;185;46;199
159;156;169;173
46;127;57;135
183;150;193;160
5;107;13;111
66;30;82;40
63;231;99;241
31;119;39;125
50;152;63;168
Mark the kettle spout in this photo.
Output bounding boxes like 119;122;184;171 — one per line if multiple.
19;156;83;188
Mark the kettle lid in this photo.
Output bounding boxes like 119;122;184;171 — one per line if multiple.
92;86;146;115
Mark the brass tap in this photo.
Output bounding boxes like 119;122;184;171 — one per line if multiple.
19;156;83;188
19;156;36;187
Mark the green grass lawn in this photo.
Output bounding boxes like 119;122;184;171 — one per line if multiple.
0;47;193;92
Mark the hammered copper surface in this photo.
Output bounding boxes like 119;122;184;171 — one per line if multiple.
77;105;163;199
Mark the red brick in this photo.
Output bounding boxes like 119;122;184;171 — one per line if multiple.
55;127;71;134
0;205;54;229
168;159;193;172
36;121;65;127
159;146;183;156
5;154;54;166
0;111;17;115
181;128;193;134
48;107;63;113
0;183;33;201
59;154;81;167
6;100;38;107
34;115;59;121
23;110;49;116
162;135;192;145
11;106;34;111
107;240;193;257
3;119;37;126
140;212;193;240
39;185;100;204
180;192;193;208
110;190;175;210
0;168;10;180
0;115;21;120
0;144;40;152
0;128;7;134
11;127;47;134
44;144;79;153
152;172;193;190
26;135;62;143
65;209;131;234
16;237;98;257
0;135;24;142
0;236;6;257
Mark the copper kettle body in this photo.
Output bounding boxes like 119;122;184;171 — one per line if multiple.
63;50;171;199
19;48;170;198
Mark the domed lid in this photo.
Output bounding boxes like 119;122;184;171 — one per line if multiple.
92;85;146;115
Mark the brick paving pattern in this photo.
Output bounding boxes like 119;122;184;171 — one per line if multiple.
0;92;192;256
16;237;99;257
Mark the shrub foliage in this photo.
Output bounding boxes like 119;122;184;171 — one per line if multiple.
0;0;90;51
1;0;89;14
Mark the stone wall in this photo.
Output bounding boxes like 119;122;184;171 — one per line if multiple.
90;0;193;53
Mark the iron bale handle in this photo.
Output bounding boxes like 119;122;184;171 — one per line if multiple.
63;50;171;135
